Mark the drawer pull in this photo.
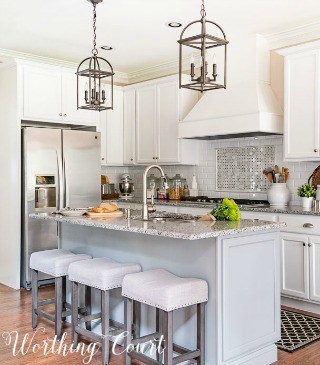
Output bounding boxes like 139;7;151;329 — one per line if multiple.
303;223;314;228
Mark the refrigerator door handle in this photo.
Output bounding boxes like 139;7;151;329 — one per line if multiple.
63;156;70;208
56;150;63;211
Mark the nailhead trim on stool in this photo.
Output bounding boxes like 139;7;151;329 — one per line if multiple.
30;249;92;340
122;269;208;365
68;257;142;365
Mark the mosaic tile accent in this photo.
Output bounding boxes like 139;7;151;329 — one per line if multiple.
216;145;275;192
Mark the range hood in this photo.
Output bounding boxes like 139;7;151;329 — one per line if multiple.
178;36;283;140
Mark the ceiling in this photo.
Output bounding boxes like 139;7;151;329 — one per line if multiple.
0;0;320;73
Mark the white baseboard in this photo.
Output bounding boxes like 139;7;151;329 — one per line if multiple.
281;296;320;315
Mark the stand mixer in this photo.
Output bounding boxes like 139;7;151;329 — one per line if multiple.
119;174;134;199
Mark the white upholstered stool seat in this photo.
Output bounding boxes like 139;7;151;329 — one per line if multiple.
122;269;208;312
69;257;141;365
68;257;141;291
30;249;91;277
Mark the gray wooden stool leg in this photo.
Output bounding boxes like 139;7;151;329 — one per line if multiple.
31;269;38;329
133;300;140;339
124;298;133;365
156;308;163;363
163;310;173;365
101;290;110;365
197;303;205;365
71;281;79;347
55;277;63;340
85;285;92;331
62;276;67;322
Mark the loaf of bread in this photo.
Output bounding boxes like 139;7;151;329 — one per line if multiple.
99;202;118;212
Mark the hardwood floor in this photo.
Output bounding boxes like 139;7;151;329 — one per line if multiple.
0;284;320;365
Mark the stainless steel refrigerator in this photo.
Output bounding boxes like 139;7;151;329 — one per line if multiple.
21;127;101;288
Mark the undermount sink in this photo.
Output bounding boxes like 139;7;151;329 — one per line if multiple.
132;213;198;223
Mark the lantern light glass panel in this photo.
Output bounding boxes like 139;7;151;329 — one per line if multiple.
179;18;228;92
76;55;114;111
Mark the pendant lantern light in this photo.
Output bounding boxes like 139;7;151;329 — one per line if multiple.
178;0;228;92
76;0;114;111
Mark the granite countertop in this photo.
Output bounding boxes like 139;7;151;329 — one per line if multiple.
110;198;320;216
30;211;284;241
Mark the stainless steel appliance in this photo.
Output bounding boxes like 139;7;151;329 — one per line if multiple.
21;127;101;288
119;174;134;198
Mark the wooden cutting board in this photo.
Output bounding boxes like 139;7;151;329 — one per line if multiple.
86;210;123;218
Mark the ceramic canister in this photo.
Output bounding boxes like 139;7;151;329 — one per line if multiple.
267;183;290;207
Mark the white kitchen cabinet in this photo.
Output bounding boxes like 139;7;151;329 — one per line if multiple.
61;71;99;126
281;233;309;299
100;88;124;166
23;65;62;122
136;85;157;164
156;80;180;163
123;89;136;165
22;64;99;127
135;76;199;165
309;236;320;302
280;43;320;160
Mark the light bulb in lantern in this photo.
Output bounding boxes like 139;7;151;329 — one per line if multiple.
85;82;89;103
101;84;106;103
190;54;195;79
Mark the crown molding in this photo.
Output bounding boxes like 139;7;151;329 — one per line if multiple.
0;47;129;84
261;20;320;49
0;47;199;85
126;55;199;85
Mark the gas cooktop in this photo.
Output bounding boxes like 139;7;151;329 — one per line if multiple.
180;196;269;207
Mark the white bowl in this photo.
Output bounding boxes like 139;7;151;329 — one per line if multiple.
60;209;86;217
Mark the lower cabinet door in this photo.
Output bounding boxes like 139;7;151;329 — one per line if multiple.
281;233;309;299
309;236;320;302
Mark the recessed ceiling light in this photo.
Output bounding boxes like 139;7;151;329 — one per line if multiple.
101;45;113;51
168;22;182;28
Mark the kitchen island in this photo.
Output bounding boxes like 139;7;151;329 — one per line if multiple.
30;212;284;365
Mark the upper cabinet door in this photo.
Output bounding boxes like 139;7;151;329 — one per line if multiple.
281;233;309;300
156;81;180;163
104;88;124;165
136;85;157;164
23;66;62;122
284;50;320;159
123;89;136;165
61;72;99;126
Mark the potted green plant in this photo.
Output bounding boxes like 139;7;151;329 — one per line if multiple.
297;184;316;209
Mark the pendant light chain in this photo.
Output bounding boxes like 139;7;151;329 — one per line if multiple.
200;0;206;18
76;0;115;111
92;3;98;56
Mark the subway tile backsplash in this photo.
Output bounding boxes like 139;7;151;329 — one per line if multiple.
102;136;320;206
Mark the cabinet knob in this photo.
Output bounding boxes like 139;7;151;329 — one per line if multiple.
308;243;312;247
64;114;67;117
303;223;314;228
102;158;105;161
303;243;306;246
315;149;318;153
59;113;62;116
130;158;133;161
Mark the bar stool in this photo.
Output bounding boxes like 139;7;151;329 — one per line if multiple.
68;257;141;365
122;269;208;365
30;249;92;340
